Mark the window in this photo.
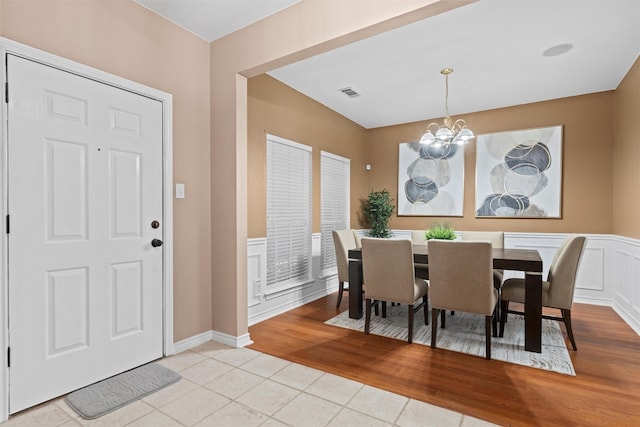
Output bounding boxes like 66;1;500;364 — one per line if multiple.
320;151;350;275
266;135;312;289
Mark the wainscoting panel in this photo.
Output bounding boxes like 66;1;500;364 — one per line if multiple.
248;234;335;325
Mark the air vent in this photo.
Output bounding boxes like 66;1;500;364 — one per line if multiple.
338;87;360;98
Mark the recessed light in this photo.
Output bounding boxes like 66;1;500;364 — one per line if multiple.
543;43;574;57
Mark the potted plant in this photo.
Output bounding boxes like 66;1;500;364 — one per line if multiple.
424;222;456;240
363;189;394;238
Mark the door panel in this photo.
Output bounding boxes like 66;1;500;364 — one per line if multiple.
7;54;164;413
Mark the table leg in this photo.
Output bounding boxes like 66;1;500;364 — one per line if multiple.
524;271;543;353
348;258;363;319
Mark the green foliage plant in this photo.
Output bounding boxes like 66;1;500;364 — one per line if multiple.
364;189;394;238
424;222;456;240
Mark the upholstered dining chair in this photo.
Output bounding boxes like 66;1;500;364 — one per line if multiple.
361;238;429;343
411;230;430;280
332;230;359;309
500;235;586;351
428;240;498;360
461;231;505;317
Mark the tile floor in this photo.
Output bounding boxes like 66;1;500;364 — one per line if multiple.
2;342;497;426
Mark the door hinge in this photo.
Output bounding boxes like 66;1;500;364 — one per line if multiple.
7;347;10;368
5;215;9;234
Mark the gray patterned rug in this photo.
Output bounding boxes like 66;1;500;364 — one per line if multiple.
326;306;575;375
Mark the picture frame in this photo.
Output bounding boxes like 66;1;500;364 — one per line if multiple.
397;141;464;216
475;125;563;218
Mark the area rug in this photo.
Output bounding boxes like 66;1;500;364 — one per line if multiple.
326;306;575;376
65;363;181;419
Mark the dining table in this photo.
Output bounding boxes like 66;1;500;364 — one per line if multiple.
348;245;544;353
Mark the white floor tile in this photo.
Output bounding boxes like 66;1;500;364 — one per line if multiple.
270;363;324;390
273;393;341;427
195;402;267;427
461;415;500;426
4;404;71;426
159;387;230;426
326;407;392;427
235;380;299;416
179;359;234;385
305;373;364;405
204;368;264;400
142;378;199;408
126;410;183;426
396;399;463;427
156;351;207;372
347;385;408;424
239;353;290;378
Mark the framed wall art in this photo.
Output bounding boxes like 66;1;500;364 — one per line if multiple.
475;125;563;218
397;141;464;216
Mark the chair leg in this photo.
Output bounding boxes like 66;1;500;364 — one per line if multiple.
423;295;429;325
408;304;414;344
485;315;492;360
499;300;509;337
336;281;344;309
562;308;578;351
492;308;498;338
382;301;387;318
431;309;438;348
440;309;446;328
365;299;372;335
374;300;379;316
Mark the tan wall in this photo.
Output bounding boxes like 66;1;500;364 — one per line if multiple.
0;0;212;342
247;75;368;237
210;0;473;337
613;56;640;238
366;92;615;234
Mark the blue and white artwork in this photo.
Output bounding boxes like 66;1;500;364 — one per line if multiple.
475;126;562;218
397;141;464;216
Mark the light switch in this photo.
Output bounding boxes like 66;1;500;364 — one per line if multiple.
175;183;185;199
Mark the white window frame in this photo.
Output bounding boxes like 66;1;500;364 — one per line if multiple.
320;151;350;276
265;134;312;293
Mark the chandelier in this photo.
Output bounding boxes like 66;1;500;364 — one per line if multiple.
419;68;474;146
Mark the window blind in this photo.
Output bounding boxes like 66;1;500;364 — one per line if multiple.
320;151;350;274
266;135;312;288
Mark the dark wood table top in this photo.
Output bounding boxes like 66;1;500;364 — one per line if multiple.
348;245;543;273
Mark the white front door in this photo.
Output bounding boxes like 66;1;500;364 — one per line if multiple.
7;54;164;413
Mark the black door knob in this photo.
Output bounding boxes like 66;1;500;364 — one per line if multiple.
151;238;163;247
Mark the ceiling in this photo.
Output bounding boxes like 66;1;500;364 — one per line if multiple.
137;0;640;130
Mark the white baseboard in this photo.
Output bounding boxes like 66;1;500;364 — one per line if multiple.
248;286;331;326
172;330;254;354
211;331;254;348
612;302;640;336
172;330;214;354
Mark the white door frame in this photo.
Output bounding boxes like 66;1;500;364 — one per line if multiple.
0;37;175;421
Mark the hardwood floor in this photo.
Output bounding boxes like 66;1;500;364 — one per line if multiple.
248;295;640;426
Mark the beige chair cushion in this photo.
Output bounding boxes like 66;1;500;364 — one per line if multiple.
361;238;428;305
428;240;497;316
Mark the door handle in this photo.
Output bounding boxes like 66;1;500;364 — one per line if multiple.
151;238;163;247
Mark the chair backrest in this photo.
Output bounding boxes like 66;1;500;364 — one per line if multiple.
428;240;495;315
411;230;428;245
361;238;416;304
332;230;358;282
352;229;362;249
460;231;504;249
546;235;586;309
